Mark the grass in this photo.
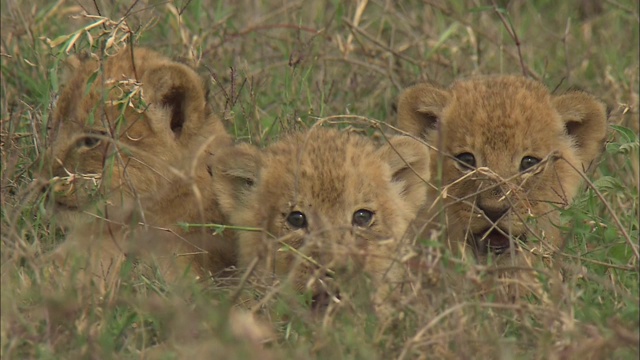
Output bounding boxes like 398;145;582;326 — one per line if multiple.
1;0;638;358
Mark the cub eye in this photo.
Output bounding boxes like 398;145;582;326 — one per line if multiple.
455;152;476;169
78;135;102;149
352;209;374;227
286;211;307;229
520;156;541;171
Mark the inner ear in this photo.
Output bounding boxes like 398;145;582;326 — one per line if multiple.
211;143;261;216
553;91;608;170
565;120;581;140
142;62;207;140
397;83;449;139
162;87;186;137
416;109;439;135
377;136;430;213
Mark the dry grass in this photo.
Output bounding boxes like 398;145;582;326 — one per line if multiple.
1;0;638;358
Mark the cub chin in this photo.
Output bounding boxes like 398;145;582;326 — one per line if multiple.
397;75;607;299
212;127;430;314
39;47;235;284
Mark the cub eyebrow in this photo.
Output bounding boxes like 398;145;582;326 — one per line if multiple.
82;127;109;134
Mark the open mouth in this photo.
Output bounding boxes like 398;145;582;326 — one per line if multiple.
310;275;341;312
311;291;341;312
471;229;526;256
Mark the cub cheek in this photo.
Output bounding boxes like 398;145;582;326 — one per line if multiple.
445;179;477;204
521;171;564;201
283;233;306;250
271;228;306;255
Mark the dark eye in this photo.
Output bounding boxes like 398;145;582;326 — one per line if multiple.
520;156;541;171
352;209;374;227
455;152;476;169
78;135;101;149
286;211;307;229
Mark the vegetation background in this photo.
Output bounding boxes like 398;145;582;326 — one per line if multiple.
1;0;638;358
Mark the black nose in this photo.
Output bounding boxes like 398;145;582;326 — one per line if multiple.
37;178;49;194
478;205;508;223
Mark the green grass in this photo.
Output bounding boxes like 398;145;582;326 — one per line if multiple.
2;0;638;358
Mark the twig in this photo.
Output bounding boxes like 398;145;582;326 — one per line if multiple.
491;1;528;77
423;0;540;80
343;18;420;67
230;256;260;304
560;157;639;262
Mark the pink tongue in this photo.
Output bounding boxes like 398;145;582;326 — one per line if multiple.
311;292;334;312
485;231;511;249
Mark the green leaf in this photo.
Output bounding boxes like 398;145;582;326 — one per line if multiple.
619;142;639;155
592;176;623;192
424;22;459;60
85;70;98;96
609;243;632;264
610;125;638;143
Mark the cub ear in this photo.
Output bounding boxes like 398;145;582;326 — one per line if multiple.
211;143;262;217
553;91;608;172
59;54;83;86
59;53;100;89
377;136;431;214
141;62;207;140
397;82;449;138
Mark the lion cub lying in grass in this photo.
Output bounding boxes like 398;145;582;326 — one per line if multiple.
212;128;430;313
397;75;608;298
40;47;234;283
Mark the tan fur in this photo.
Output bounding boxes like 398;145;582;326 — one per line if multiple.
397;75;608;298
40;47;235;282
212;128;430;312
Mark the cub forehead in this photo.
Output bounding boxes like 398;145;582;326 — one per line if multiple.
259;130;392;202
263;129;382;172
442;76;567;152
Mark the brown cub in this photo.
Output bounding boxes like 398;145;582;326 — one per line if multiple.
41;47;234;281
212;128;430;311
397;75;607;295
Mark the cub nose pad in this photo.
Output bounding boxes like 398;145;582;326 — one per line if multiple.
35;177;51;195
478;205;509;223
39;181;48;194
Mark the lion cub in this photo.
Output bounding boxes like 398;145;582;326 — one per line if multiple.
40;47;234;282
212;128;429;311
397;75;607;295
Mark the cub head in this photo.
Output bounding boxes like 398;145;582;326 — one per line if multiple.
397;75;607;259
212;128;429;308
41;48;231;227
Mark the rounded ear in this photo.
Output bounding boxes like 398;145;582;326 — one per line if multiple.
553;91;608;172
397;83;450;138
62;52;98;74
58;53;100;93
141;62;207;140
377;136;430;214
60;54;83;86
211;143;262;217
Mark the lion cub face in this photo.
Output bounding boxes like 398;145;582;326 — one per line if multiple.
213;128;429;305
398;76;607;258
42;48;230;227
